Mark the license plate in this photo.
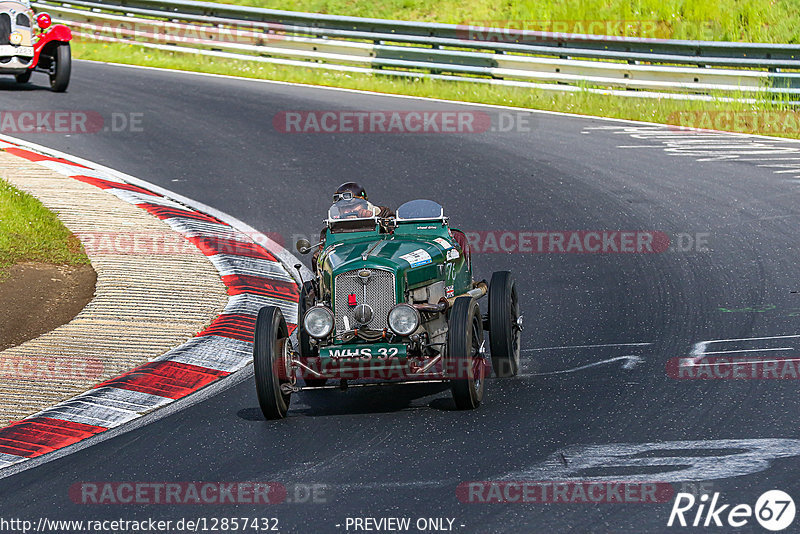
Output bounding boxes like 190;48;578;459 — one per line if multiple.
320;344;407;360
0;45;33;56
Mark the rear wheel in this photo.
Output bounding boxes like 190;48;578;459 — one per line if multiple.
447;297;485;410
297;280;326;387
48;43;71;92
14;70;31;84
489;271;521;377
254;306;292;419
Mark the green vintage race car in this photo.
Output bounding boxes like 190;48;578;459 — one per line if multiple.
253;197;522;419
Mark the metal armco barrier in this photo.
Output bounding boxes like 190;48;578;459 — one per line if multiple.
32;0;800;100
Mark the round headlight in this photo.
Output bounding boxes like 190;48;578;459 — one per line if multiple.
388;304;420;336
9;32;22;45
303;306;334;339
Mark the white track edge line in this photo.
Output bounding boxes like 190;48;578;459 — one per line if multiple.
75;59;800;146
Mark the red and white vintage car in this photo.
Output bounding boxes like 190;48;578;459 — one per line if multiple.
0;0;71;91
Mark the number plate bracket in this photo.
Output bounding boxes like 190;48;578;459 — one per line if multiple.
320;343;407;360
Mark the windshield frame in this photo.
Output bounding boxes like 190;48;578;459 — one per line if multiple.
326;197;379;234
395;199;446;223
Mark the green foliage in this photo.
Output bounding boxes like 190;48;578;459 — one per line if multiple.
219;0;800;43
0;179;89;275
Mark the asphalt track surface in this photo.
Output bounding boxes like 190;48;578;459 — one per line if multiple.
0;61;799;533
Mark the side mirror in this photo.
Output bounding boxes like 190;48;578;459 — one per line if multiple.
296;238;312;255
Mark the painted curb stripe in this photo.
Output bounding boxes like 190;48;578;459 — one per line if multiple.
111;190;190;209
96;361;231;400
44;165;127;181
209;254;295;281
197;313;257;342
72;175;159;195
155;336;253;373
0;418;106;458
138;204;225;224
188;235;278;262
0;453;25;468
164;218;254;242
2;147;91;168
0;138;301;470
223;274;299;301
223;293;298;322
33;388;174;428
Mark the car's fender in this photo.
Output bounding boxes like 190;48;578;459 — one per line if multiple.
31;24;72;67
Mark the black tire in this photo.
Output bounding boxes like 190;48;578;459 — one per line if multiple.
254;306;292;419
489;271;521;377
14;70;31;84
447;297;485;410
48;43;70;92
297;280;326;387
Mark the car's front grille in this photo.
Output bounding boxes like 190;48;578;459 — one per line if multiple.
334;268;395;333
0;14;10;45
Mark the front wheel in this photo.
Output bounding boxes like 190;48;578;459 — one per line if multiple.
489;271;521;377
254;306;292;419
48;43;71;92
15;70;31;84
447;297;485;410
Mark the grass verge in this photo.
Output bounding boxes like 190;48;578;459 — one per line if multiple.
0;178;89;278
206;0;800;43
74;41;800;139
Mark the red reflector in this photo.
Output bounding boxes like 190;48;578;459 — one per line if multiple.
37;13;51;29
348;294;357;306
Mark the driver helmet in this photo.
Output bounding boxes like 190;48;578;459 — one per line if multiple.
333;182;368;203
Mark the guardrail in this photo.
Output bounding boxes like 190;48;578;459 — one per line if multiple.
32;0;800;101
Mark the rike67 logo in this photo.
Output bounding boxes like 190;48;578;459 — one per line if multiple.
668;490;795;531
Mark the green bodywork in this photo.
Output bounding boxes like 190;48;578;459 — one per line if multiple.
316;219;473;346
